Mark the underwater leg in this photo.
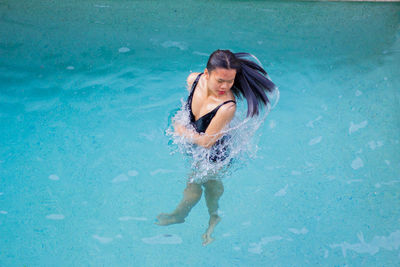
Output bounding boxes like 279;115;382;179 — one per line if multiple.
156;182;203;226
202;179;224;246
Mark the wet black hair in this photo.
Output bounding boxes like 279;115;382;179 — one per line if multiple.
206;49;276;117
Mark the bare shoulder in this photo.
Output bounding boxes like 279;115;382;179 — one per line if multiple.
215;102;236;121
186;72;201;92
217;101;237;120
205;101;236;135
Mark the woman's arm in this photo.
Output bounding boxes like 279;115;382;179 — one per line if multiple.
174;102;236;148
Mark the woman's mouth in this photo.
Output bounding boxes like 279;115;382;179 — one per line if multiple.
218;91;226;95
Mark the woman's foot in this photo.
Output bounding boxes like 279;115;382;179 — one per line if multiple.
202;215;221;246
202;232;215;246
155;213;185;226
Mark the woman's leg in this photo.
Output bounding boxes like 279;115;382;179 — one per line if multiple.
156;182;203;226
202;179;224;246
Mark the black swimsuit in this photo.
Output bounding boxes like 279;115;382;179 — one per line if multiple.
186;72;236;162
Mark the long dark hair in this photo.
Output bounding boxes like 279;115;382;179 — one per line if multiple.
206;49;276;117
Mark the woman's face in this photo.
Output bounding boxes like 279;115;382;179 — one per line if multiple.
205;67;236;96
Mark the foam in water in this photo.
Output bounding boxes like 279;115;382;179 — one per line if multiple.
274;184;288;197
161;41;187;50
308;136;322;146
248;235;284;254
48;174;60;181
349;121;368;135
330;230;400;257
368;140;384;150
92;235;113;244
351;157;364;170
112;174;129;183
118;47;130;53
288;227;309;235
127;170;139;176
306;115;322;128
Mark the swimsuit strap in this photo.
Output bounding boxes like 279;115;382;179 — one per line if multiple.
211;100;236;114
203;100;237;120
187;72;203;114
189;73;203;95
221;100;236;105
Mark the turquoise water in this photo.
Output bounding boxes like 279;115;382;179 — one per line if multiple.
1;0;400;266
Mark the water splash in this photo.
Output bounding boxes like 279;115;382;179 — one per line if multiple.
166;88;279;184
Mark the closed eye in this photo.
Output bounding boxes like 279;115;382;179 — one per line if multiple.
218;79;234;83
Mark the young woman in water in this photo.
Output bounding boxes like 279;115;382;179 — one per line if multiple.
156;49;276;246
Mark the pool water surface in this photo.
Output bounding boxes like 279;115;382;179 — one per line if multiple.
1;0;400;266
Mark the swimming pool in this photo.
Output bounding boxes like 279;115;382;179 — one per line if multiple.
1;0;399;266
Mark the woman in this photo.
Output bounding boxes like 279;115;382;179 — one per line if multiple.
156;49;276;246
